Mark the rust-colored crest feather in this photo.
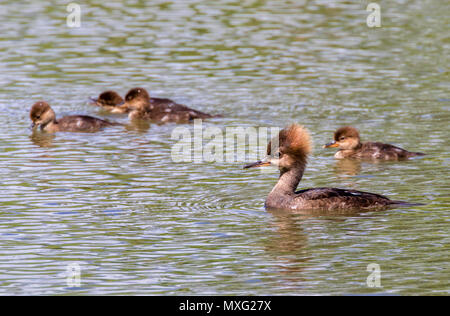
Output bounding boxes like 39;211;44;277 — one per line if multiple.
281;124;312;157
267;124;312;158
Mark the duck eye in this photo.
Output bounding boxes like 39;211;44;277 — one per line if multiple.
339;136;345;141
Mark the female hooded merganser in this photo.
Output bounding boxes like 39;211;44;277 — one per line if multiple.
244;124;410;211
122;87;220;123
323;126;425;160
89;91;127;113
30;101;121;133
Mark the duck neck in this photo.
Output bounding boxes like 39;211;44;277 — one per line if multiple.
270;163;306;197
137;99;151;112
336;140;362;158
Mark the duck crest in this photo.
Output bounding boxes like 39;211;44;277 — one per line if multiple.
281;124;312;157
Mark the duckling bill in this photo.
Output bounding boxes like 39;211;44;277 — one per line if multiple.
324;126;425;160
30;101;122;133
245;124;414;212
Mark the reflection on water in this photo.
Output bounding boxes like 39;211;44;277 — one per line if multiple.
265;211;309;283
333;159;362;177
125;119;152;133
30;131;56;148
0;0;448;295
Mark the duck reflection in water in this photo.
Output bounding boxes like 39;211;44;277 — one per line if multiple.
265;210;309;282
30;130;55;148
124;118;151;133
333;158;362;177
265;209;373;288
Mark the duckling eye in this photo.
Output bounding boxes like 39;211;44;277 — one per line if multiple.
339;136;345;141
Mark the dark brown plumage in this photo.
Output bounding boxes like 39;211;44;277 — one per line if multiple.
30;101;121;133
324;126;425;160
92;91;124;107
89;91;128;113
244;124;412;212
334;126;359;140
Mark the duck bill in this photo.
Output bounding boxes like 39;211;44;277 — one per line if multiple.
243;159;271;169
323;141;339;148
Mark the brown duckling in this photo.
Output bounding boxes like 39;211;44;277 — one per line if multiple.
244;124;411;211
323;126;425;160
122;87;220;123
89;89;220;121
30;101;121;133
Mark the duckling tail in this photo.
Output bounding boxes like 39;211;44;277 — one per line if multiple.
389;200;425;207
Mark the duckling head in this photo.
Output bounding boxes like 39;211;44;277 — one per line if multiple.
93;90;124;107
30;101;56;129
324;126;360;150
124;87;150;111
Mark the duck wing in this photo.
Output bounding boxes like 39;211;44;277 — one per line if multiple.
361;142;424;159
294;187;397;209
150;98;216;119
58;115;120;132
